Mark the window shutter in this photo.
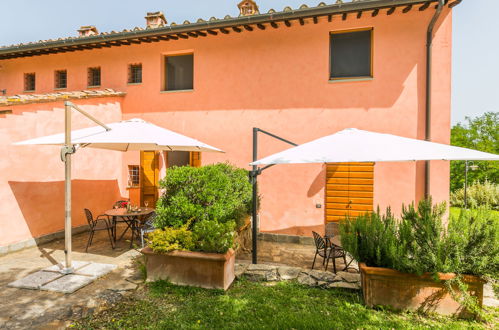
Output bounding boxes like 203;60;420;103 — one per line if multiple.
189;152;202;167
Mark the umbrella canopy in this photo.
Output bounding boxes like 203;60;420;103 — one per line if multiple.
251;128;499;165
16;118;223;153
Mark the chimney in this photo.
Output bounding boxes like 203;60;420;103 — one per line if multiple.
238;0;260;16
145;12;167;28
78;26;99;37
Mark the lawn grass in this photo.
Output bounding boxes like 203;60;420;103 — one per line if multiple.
74;279;498;329
450;207;499;219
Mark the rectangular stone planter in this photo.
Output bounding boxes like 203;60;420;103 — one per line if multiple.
360;263;485;317
141;247;235;290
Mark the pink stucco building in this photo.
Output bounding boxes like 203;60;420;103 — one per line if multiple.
0;0;459;252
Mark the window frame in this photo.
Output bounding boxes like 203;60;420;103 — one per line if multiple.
24;73;36;92
54;70;67;89
163;53;194;92
87;67;101;88
128;63;143;84
127;165;140;188
329;28;374;82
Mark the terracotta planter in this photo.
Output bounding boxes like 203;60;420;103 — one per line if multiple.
359;263;485;317
141;247;235;290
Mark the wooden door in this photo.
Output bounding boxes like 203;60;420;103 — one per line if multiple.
325;162;374;223
140;151;160;207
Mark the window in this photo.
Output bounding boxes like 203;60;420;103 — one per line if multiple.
87;67;101;87
164;54;193;91
55;70;67;89
330;29;372;80
128;165;140;187
128;64;142;84
24;73;36;91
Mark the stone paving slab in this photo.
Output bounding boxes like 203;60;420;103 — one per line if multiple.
75;262;117;278
7;261;117;294
40;274;97;294
8;270;62;290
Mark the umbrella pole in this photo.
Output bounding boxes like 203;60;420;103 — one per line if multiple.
250;128;298;264
62;102;73;274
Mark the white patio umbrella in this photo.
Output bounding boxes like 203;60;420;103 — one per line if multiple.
251;128;499;165
247;128;499;264
16;118;223;152
14;102;222;274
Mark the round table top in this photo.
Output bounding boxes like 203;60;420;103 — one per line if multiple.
104;207;155;217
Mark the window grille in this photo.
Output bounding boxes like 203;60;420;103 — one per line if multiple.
88;67;101;87
55;70;67;89
128;165;140;187
128;64;142;84
24;73;36;91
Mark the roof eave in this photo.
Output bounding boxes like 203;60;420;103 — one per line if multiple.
0;0;453;58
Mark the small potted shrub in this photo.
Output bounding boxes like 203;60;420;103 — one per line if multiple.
340;198;498;318
141;163;252;290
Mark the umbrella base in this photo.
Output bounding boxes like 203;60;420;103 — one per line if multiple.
7;261;117;294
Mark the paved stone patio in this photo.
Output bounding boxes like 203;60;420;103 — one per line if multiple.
0;225;143;329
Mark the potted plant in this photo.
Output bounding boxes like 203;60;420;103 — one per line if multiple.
141;163;252;290
340;199;498;318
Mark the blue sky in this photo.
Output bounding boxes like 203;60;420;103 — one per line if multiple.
0;0;496;125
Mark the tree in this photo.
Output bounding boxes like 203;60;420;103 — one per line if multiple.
450;112;499;192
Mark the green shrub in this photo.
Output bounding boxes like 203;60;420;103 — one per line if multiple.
192;220;236;254
340;198;499;278
340;208;402;270
154;163;252;230
450;180;499;210
147;225;195;253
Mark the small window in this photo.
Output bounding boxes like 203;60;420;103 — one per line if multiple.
164;54;193;91
24;73;36;91
128;165;140;187
128;64;142;84
55;70;67;89
330;29;372;79
88;67;101;87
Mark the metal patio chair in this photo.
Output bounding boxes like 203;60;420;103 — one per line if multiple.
311;231;329;270
84;208;115;252
138;212;157;248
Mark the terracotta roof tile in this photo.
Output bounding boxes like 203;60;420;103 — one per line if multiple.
0;0;450;56
0;89;126;106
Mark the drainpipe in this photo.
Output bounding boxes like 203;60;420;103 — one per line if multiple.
424;0;445;198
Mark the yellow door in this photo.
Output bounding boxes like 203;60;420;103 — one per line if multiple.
325;162;374;223
140;151;159;207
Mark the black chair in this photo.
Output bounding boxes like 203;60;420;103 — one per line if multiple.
311;231;329;270
325;240;347;274
84;208;115;252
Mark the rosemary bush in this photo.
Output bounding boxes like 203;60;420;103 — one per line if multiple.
340;198;499;278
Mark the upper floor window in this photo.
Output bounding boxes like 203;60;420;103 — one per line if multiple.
55;70;67;89
164;54;193;91
128;64;142;84
24;73;36;92
88;67;101;87
330;29;372;80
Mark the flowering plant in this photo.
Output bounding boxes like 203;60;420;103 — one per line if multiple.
120;201;129;208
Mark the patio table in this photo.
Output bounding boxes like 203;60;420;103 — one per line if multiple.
104;207;155;248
